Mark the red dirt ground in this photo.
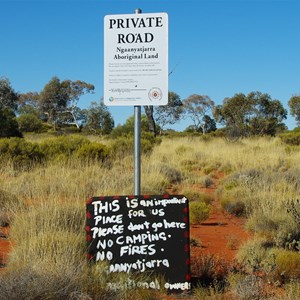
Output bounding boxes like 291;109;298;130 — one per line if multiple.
182;172;252;265
0;226;10;269
190;198;252;263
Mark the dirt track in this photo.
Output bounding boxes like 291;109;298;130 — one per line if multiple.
181;172;252;264
190;198;252;262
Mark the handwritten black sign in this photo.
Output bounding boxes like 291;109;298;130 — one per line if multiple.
86;194;190;292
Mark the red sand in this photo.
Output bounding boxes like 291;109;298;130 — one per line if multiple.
172;171;252;265
0;226;10;268
190;199;252;263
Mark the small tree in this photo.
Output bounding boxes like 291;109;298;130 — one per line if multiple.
214;92;287;138
202;115;217;133
0;77;19;111
0;109;22;137
18;92;41;117
154;91;183;133
0;78;22;137
182;94;215;133
288;95;300;126
83;101;114;135
214;93;253;139
38;77;94;130
248;92;287;136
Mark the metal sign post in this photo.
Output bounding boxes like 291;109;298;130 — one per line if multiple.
134;8;142;196
133;107;141;195
103;8;168;195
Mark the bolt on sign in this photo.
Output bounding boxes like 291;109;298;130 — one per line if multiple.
104;12;168;106
86;194;191;293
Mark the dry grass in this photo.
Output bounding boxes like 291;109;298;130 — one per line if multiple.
1;135;300;299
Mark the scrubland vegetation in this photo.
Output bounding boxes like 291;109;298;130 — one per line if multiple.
1;132;300;299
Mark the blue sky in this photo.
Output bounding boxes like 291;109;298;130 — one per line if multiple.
1;0;300;130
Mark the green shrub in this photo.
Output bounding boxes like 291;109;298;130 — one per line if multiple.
245;212;279;234
236;237;276;274
141;133;159;154
75;142;110;162
220;198;246;217
189;201;211;224
245;209;300;248
0;108;22;138
218;175;250;217
110;133;160;158
40;122;53;133
39;135;90;161
279;128;300;145
17;113;43;133
58;126;81;134
222;169;262;191
110;135;134;158
0;137;44;169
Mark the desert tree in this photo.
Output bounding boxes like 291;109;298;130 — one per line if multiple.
154;91;183;133
144;91;183;136
184;116;216;134
214;93;251;138
182;94;215;134
214;92;287;139
38;77;94;130
0;109;22;137
0;77;19;111
0;77;22;137
247;92;287;135
83;101;114;135
18;92;40;117
288;95;300;126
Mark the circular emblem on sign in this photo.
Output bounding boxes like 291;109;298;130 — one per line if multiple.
109;96;114;102
148;88;163;102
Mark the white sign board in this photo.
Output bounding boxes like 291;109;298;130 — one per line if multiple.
104;12;168;106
